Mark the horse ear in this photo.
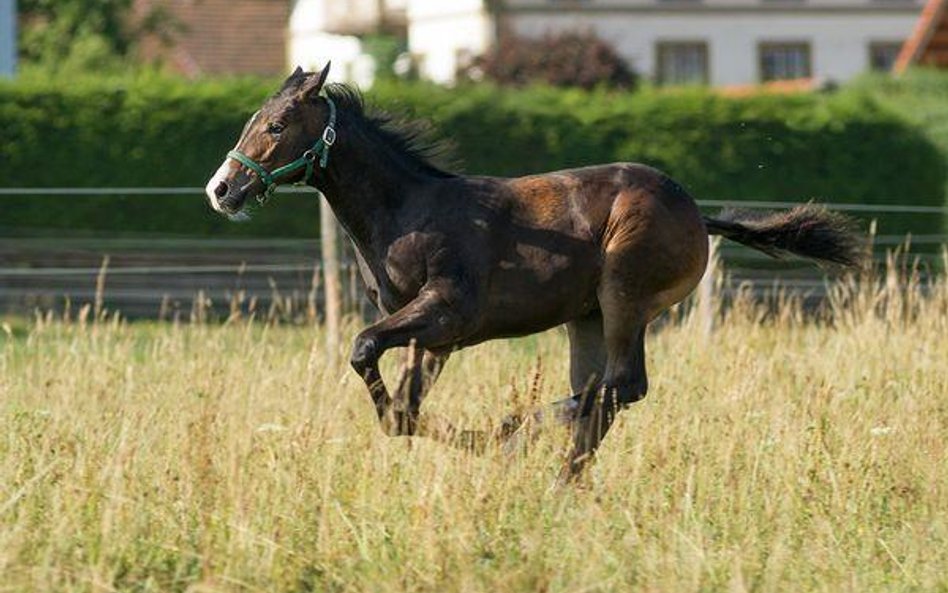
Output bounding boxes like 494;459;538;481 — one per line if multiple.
282;66;306;91
315;61;331;90
299;61;331;101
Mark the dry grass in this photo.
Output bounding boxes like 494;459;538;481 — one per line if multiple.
2;256;947;593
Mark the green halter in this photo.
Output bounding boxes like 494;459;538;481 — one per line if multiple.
227;97;337;203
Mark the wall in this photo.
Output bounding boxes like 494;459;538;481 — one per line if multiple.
508;10;921;85
324;0;407;34
407;0;493;84
407;0;923;85
289;0;374;86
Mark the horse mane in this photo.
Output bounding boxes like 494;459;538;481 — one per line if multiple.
321;83;459;179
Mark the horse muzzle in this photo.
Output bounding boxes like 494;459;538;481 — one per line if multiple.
205;161;256;215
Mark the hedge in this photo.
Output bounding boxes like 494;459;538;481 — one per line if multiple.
850;70;948;189
399;83;946;236
0;74;944;237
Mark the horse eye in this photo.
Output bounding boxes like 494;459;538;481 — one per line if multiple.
267;122;285;135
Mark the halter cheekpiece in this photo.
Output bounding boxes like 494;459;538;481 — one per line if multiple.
227;96;337;204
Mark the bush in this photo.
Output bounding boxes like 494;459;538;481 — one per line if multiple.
18;0;179;74
0;73;323;237
0;75;944;237
461;31;638;91
849;70;948;183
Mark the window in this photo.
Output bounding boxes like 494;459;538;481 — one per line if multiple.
759;42;811;82
656;42;709;86
869;42;903;72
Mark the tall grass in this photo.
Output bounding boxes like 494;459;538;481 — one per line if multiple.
1;253;947;592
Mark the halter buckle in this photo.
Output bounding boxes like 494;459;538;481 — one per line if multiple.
322;126;337;146
302;150;317;162
256;185;275;205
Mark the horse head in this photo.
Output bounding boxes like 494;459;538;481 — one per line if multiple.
205;62;334;217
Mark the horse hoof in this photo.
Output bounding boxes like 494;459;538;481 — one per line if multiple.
349;334;379;374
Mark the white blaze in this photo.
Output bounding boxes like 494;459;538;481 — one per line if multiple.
205;110;260;213
204;160;236;213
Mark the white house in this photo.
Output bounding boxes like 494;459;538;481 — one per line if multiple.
406;0;924;86
288;0;407;86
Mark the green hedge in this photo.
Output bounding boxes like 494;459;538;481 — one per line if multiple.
0;74;944;237
0;74;320;237
850;70;948;193
393;83;946;236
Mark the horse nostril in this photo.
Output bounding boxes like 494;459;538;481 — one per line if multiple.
214;181;229;199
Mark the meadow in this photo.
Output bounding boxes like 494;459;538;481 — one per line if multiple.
2;257;947;593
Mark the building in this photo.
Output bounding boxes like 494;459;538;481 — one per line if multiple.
136;0;404;82
895;0;948;72
135;0;290;77
133;0;927;85
288;0;406;87
407;0;924;86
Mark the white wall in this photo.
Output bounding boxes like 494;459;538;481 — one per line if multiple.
0;0;15;78
289;0;375;87
407;0;493;84
407;1;922;86
508;11;920;85
506;0;916;9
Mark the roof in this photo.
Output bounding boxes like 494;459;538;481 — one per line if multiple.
718;78;820;97
895;0;948;73
135;0;290;77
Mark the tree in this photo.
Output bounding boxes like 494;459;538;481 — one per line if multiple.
18;0;177;72
463;30;638;91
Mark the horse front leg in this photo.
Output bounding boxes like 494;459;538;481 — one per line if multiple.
389;344;450;435
349;287;481;447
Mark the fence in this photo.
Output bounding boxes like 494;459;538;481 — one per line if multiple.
1;187;947;322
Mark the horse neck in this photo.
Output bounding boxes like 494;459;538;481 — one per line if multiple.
310;116;431;256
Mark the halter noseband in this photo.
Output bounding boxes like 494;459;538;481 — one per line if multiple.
226;96;337;203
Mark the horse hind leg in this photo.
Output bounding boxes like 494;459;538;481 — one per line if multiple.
568;312;608;400
556;188;705;481
499;312;606;453
559;287;649;482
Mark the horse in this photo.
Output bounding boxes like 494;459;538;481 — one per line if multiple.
205;63;865;481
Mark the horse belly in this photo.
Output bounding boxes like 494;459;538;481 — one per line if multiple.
476;244;600;339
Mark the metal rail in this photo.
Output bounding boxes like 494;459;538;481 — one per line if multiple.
1;187;945;318
2;186;948;214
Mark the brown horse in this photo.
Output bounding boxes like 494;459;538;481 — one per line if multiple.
205;64;864;481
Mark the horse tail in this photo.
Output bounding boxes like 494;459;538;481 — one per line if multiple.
703;204;867;269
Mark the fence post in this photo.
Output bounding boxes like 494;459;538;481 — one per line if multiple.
696;236;720;338
320;200;342;368
94;255;110;321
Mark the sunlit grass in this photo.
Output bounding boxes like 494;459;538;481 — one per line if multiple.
1;257;947;593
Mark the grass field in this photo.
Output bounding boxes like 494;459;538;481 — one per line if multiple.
2;259;947;593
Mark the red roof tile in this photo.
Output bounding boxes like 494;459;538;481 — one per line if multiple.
135;0;290;77
895;0;948;73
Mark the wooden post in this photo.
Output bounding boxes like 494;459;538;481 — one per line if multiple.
696;236;719;338
320;200;342;368
94;255;110;321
